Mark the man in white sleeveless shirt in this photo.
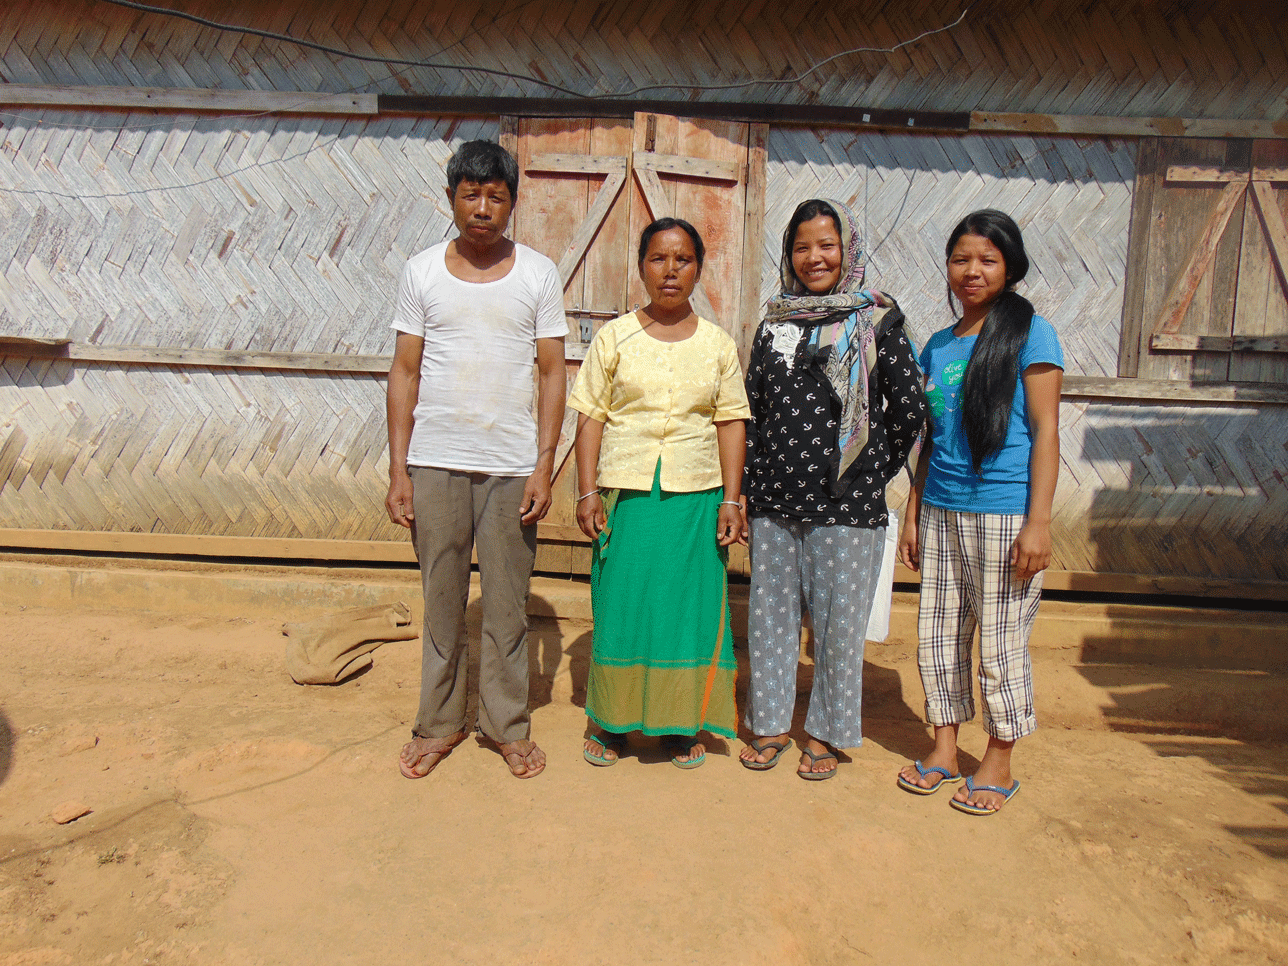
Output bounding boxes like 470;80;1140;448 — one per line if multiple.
386;140;567;779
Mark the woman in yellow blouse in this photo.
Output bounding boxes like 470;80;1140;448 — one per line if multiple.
569;218;750;769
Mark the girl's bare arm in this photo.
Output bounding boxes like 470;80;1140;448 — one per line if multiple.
1013;362;1063;580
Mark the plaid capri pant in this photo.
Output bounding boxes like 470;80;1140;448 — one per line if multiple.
917;503;1042;741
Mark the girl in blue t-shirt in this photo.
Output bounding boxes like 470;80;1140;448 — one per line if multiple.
895;209;1063;815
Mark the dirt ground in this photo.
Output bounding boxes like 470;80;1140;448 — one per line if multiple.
1;601;1287;966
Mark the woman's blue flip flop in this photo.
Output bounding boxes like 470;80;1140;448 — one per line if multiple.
949;775;1020;815
897;760;963;795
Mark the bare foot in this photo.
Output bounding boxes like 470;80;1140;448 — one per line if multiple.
398;731;464;779
738;733;791;768
797;737;838;778
498;738;547;779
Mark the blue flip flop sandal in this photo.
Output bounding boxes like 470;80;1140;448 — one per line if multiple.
741;736;792;771
664;736;706;770
897;760;963;795
583;732;627;767
949;775;1020;815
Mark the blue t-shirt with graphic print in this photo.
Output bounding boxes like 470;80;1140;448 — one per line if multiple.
919;314;1063;514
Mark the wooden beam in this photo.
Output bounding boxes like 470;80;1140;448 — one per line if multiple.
0;341;591;368
633;152;740;183
972;112;1288;140
5;347;1284;403
527;153;626;175
1166;165;1248;183
1062;375;1288;404
5;85;1288;141
0;342;391;372
0;83;377;115
1150;334;1288;353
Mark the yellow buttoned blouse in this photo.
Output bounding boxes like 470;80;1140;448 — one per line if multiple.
568;313;751;493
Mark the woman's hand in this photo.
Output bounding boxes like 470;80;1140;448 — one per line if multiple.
738;496;750;546
577;492;606;541
897;511;920;571
1011;520;1052;581
717;503;744;547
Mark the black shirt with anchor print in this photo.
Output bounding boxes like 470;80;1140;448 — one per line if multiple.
743;309;927;529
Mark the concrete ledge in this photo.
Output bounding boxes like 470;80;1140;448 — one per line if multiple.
0;558;1285;672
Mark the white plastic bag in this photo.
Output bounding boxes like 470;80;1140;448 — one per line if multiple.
865;509;899;643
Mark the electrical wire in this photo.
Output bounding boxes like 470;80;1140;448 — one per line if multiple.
96;0;971;100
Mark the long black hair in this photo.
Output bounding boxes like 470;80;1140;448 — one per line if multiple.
947;209;1035;475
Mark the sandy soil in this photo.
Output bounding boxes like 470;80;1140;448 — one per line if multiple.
1;603;1287;966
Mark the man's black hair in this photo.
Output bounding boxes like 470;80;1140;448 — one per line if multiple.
446;140;520;198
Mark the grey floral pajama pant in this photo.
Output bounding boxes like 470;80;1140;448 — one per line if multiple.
744;515;884;748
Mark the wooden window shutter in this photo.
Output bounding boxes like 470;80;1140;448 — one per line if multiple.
1124;137;1288;384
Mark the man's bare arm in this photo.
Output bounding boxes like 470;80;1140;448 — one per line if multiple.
521;336;566;525
385;332;424;528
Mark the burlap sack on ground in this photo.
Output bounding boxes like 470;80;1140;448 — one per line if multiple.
283;602;419;685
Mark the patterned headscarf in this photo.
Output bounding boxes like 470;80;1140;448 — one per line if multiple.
763;198;881;496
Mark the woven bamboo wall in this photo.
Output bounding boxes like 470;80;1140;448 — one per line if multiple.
1;1;1284;119
1;1;1287;581
0;112;494;544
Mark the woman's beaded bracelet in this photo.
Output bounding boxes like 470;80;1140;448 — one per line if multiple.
576;491;600;503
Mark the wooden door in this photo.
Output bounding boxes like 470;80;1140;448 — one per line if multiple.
505;112;768;575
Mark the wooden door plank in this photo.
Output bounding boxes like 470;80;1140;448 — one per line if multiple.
515;117;593;320
1250;180;1288;299
1120;138;1159;377
738;123;769;364
555;162;627;286
582;118;634;337
1231;139;1288;383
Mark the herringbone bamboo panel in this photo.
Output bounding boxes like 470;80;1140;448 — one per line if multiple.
2;1;1286;120
0;359;412;541
0;112;495;350
0;110;494;544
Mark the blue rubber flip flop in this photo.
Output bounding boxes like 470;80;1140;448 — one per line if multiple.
897;760;963;796
583;732;627;767
949;775;1020;815
665;736;706;770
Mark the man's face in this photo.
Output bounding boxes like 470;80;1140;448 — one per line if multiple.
447;179;514;250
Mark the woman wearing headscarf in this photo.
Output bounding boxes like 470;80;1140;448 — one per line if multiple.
739;198;926;779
